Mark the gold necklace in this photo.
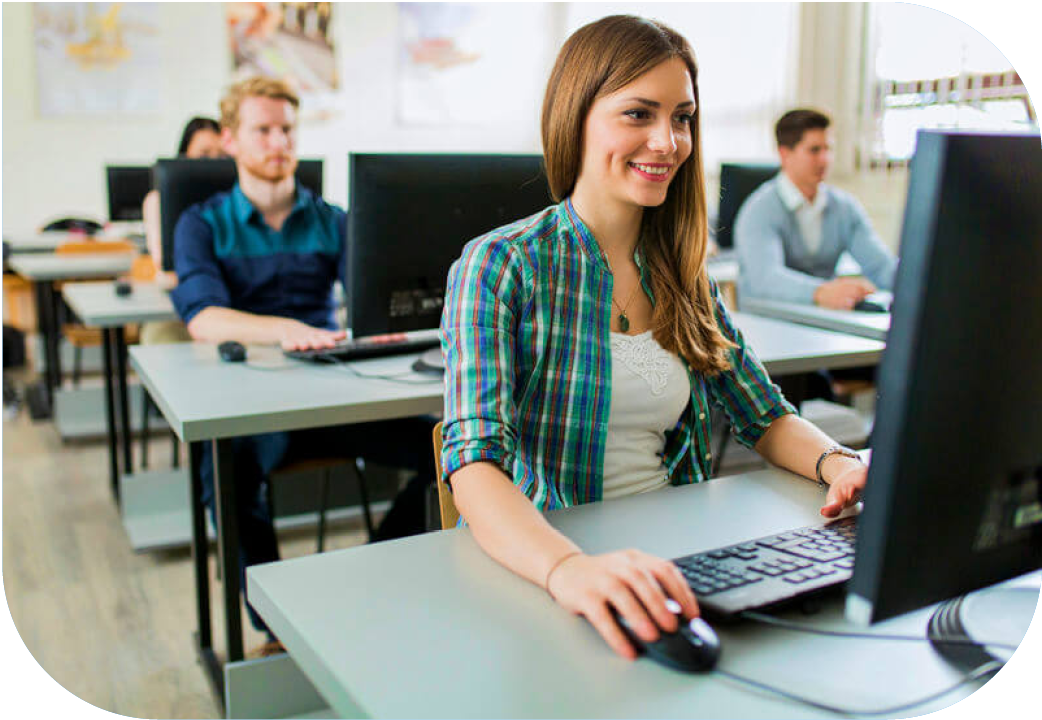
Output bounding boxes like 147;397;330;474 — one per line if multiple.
611;280;641;333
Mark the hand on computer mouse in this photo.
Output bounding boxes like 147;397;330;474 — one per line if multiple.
277;319;347;352
820;462;867;518
544;550;700;660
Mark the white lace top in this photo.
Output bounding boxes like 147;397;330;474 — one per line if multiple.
602;331;691;499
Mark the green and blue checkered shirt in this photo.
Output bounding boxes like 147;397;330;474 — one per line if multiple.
440;198;796;513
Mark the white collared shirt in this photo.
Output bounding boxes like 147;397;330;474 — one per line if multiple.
776;171;828;254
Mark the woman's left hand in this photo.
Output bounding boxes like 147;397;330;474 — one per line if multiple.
820;461;867;518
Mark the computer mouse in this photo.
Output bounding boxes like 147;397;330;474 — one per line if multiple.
614;599;721;672
853;299;887;313
217;341;247;363
114;279;133;297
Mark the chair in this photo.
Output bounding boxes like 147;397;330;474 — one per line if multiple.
54;240;139;386
714;162;779;252
431;421;459;529
267;456;375;552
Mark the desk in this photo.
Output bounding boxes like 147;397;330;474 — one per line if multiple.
248;467;1004;718
131;317;882;701
7;252;135;418
4;231;134;254
61;281;177;503
129;343;444;697
740;297;890;341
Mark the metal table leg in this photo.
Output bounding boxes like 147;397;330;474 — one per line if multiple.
27;280;59;419
189;441;222;702
213;437;244;664
114;326;132;475
101;328;120;503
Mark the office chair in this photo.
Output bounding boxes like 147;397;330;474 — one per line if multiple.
431;421;459;530
153;158;323;272
715;162;779;253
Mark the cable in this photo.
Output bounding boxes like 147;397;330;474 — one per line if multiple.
712;660;1001;717
319;354;442;385
738;610;1021;651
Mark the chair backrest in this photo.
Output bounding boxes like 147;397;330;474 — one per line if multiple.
153;158;324;272
431;421;459;529
715;162;779;250
55;239;137;255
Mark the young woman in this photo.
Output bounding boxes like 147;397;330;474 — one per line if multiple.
439;15;867;661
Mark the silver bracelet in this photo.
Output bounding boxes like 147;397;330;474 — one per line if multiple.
814;446;862;487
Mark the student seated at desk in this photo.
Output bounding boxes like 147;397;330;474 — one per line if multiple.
734;109;897;309
439;15;868;662
170;77;435;653
139;117;224;346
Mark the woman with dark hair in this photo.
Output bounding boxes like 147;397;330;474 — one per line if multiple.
439;15;867;660
140;116;225;342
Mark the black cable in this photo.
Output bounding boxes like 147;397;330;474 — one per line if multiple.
738;610;1022;651
320;354;441;385
713;660;1001;717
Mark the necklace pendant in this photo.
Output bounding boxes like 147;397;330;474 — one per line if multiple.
618;313;630;333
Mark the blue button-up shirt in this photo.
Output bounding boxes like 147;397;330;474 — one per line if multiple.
171;184;346;329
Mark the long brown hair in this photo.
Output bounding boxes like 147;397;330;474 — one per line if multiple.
541;15;733;375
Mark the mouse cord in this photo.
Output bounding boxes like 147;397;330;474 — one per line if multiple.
318;355;441;385
712;659;1001;717
737;610;1021;651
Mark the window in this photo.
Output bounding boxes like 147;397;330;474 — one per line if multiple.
864;3;1037;166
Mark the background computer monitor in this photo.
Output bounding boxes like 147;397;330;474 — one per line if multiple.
154;158;323;271
847;129;1042;626
106;165;153;222
346;153;551;338
715;162;779;250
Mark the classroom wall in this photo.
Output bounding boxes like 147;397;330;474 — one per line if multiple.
3;2;918;251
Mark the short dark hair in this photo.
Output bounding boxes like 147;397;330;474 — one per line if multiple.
176;116;220;156
775;109;830;148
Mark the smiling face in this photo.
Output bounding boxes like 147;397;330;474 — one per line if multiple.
222;95;299;183
574;57;695;212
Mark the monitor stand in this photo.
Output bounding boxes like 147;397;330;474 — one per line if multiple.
927;573;1040;669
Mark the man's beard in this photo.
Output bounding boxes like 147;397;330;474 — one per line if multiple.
240;153;298;183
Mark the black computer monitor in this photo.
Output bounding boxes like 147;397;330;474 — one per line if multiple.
715;162;779;249
106;165;153;222
346;153;551;338
154;158;323;271
846;129;1042;626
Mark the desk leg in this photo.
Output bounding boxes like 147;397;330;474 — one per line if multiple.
101;328;120;504
189;441;222;701
213;438;245;664
28;280;58;418
114;327;132;474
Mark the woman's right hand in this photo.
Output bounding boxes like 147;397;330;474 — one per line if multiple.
545;550;700;660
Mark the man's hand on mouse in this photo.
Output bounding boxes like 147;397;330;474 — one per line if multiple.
278;319;346;352
813;277;876;310
544;549;699;660
820;459;868;518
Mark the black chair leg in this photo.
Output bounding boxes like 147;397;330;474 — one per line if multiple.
354;458;375;541
72;346;82;388
171;432;180;469
317;468;331;553
140;391;150;469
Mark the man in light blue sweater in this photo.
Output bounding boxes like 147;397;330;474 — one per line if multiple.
735;109;897;308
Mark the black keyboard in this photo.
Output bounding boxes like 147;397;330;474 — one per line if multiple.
284;331;440;362
672;516;857;618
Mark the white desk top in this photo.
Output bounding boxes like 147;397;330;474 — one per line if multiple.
739;297;891;341
61;281;177;327
248;467;990;719
3;231;135;253
7;252;135;281
131;316;880;444
129;343;444;442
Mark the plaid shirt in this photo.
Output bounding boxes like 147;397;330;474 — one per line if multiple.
440;199;796;513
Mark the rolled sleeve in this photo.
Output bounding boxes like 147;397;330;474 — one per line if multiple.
706;280;797;447
439;235;524;486
169;208;231;325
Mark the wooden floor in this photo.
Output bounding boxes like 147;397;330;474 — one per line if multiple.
2;383;373;718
